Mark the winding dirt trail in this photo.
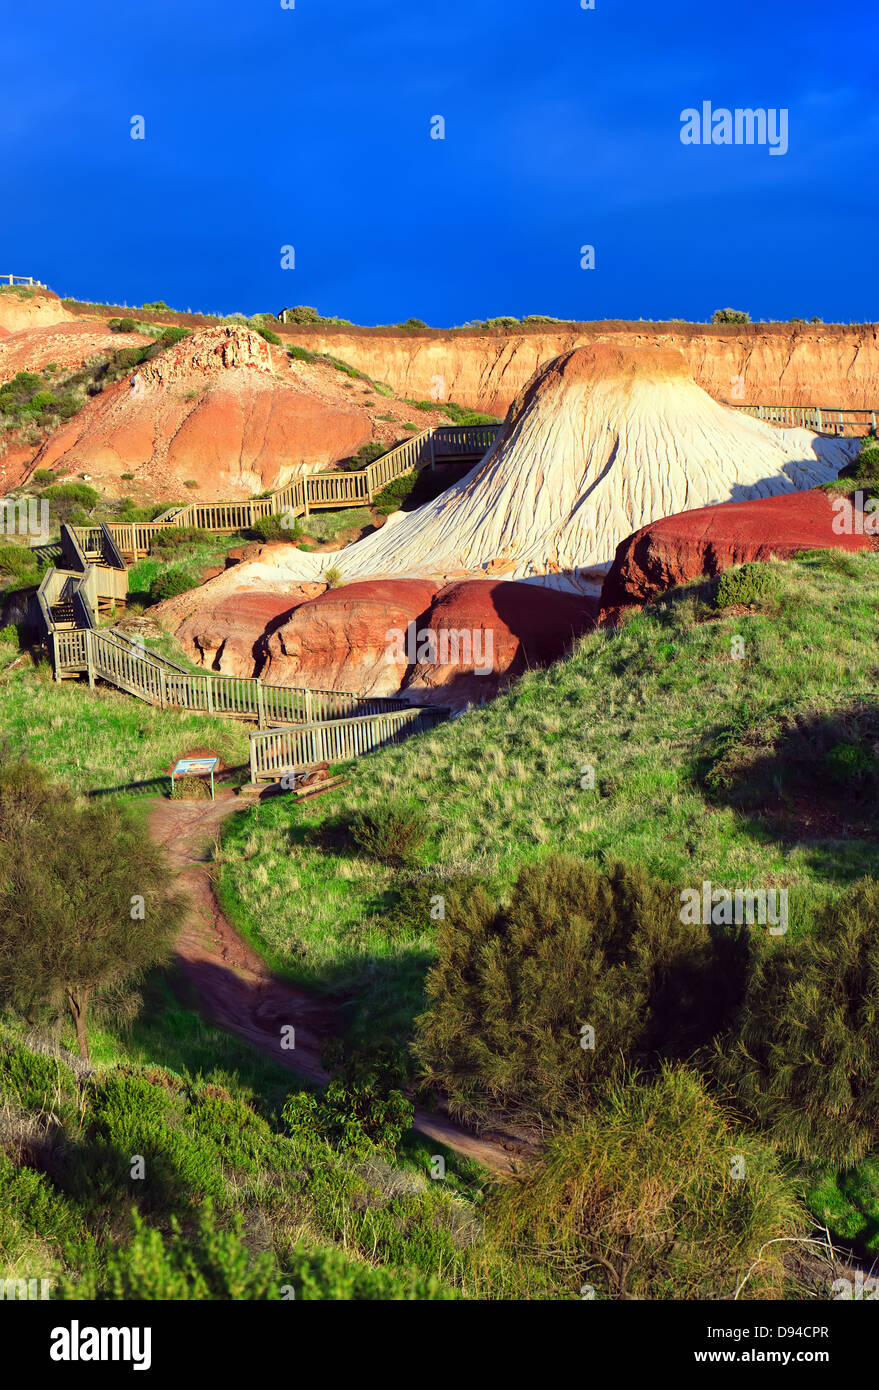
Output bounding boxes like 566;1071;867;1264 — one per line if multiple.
148;792;527;1175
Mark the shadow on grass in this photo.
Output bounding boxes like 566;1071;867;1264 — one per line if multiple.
694;699;879;882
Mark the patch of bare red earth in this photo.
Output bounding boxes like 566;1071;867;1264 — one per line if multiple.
599;488;877;619
149;793;524;1172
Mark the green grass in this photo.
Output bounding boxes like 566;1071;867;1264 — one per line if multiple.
0;1008;524;1299
216;552;879;1051
127;533;248;606
299;508;370;542
0;660;249;794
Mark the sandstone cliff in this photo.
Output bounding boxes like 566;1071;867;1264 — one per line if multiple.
283;323;879;415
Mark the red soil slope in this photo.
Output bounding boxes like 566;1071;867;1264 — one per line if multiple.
599;488;877;613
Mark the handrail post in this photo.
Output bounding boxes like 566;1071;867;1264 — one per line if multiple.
206;675;214;713
256;677;265;729
429;429;436;471
85;628;95;689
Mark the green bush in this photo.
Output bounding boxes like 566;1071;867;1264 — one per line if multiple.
250;514;302;543
372;473;416;514
61;1206;281;1300
158;326;188;348
488;1067;803;1299
351;800;430;867
287;344;316;363
414;856;749;1125
282;1078;412;1159
147;567;197;603
716;877;879;1167
714;562;780;610
0;546;40;580
255;327;282;346
149;527;210;554
712;308;751;324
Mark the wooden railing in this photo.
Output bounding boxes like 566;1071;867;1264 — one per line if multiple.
0;274;43;287
249;706;448;782
70;424;501;556
51;626;415;727
731;404;877;437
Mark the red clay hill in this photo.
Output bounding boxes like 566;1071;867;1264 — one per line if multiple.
1;310;454;500
600;488;877;615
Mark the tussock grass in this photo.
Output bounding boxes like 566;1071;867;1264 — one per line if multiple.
0;663;249;794
218;553;879;1043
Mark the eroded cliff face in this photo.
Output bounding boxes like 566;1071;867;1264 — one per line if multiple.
283;325;879;415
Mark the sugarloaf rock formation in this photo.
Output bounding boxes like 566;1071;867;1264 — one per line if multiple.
254;344;858;595
600;488;878;614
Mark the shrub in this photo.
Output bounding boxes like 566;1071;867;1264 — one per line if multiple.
158;326;188;348
839;436;879;484
141;300;173;313
0;763;184;1059
147;568;197;603
372;473;416;514
345;441;387;471
715;877;879;1167
351;800;430;867
0;546;40;580
414;856;749;1125
322;564;344;588
149;527;209;554
714;562;780;610
287;344;316;363
39;482;99;522
282;1077;412;1158
183;479;199;490
487;1067;803;1299
113;317;137;334
250;514;301;544
61;1206;281;1300
255;327;281;346
280;305;321;326
31;469;56;486
712;307;751;324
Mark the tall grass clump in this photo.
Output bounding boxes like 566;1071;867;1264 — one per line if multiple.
486;1066;803;1299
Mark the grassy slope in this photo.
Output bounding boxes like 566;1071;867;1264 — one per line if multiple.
214;548;879;1252
0;656;250;794
217;550;879;1029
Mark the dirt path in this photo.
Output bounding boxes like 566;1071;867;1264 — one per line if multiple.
148;792;527;1174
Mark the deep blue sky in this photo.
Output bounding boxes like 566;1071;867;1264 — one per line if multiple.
3;0;877;325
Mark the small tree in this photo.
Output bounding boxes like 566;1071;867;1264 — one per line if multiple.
716;877;879;1167
414;856;749;1125
0;764;185;1058
712;307;751;324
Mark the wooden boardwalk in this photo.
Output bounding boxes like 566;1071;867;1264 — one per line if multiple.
731;404;877;437
72;423;500;561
